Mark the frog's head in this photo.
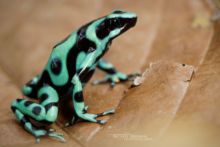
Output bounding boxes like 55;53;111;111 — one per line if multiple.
95;10;137;40
76;10;137;53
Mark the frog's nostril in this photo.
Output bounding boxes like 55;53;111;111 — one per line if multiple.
130;17;137;27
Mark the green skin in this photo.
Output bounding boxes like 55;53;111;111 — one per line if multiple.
11;10;138;143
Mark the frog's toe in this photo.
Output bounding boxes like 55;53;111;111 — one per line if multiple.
95;108;115;124
48;132;66;143
35;131;66;143
96;108;115;117
77;108;115;125
126;72;141;81
64;122;71;127
97;119;108;125
110;81;116;88
35;137;41;144
64;115;78;127
92;76;118;87
64;121;75;127
92;78;109;85
48;128;55;132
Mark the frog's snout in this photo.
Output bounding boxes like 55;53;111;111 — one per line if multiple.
130;17;137;27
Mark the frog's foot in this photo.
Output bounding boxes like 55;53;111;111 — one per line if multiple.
36;129;66;143
11;103;66;143
64;106;89;127
47;130;66;143
79;108;115;124
66;108;115;126
64;115;78;127
92;72;140;87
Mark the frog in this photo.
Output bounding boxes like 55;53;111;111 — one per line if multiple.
11;10;138;143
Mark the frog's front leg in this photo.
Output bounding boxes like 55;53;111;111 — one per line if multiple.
65;75;115;126
11;86;65;143
92;59;140;87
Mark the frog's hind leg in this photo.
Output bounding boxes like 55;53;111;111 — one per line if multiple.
22;75;41;98
11;86;65;143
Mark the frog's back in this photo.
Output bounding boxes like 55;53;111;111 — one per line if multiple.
38;32;78;95
38;19;103;95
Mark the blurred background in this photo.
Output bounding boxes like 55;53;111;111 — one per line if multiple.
0;0;220;147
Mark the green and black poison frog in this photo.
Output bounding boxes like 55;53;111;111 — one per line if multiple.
11;10;138;143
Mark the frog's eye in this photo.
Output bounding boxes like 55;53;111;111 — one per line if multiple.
112;18;123;28
113;18;118;24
